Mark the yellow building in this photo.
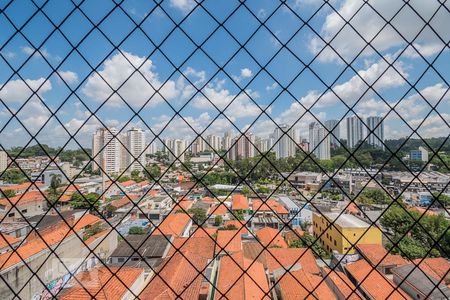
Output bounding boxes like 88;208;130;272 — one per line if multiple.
313;212;382;254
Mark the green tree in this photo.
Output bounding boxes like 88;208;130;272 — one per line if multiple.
47;174;62;206
0;189;16;199
128;226;145;235
432;192;450;207
362;189;390;204
289;233;330;259
144;164;161;180
188;208;208;225
234;209;245;221
214;215;223;226
0;168;27;184
70;192;101;210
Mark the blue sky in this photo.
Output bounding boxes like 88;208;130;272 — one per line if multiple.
0;0;449;149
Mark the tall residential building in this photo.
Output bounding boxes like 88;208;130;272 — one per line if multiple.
255;137;270;153
309;122;330;160
0;151;7;173
223;131;232;151
366;116;385;150
191;136;207;155
91;128;121;174
346;115;364;148
325;119;341;147
126;127;146;172
146;141;158;155
272;124;297;159
166;139;187;163
207;134;222;152
228;133;255;160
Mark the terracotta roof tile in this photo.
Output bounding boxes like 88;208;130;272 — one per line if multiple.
120;180;136;187
73;214;101;231
345;259;411;300
224;220;248;234
110;194;138;209
356;244;408;268
167;236;215;259
153;213;191;237
283;228;305;245
0;182;43;192
210;203;230;216
412;257;450;283
322;267;364;300
0;233;20;250
60;266;143;300
0;191;46;207
231;194;249;210
216;230;242;253
278;269;337;300
256;227;288;248
252;199;288;214
193;227;218;238
265;248;320;275
140;251;209;300
216;251;270;299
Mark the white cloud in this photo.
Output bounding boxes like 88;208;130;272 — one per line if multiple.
298;57;407;108
170;0;196;13
310;0;450;62
21;46;51;59
232;68;254;83
57;70;78;84
266;82;278;91
0;78;52;104
82;51;179;108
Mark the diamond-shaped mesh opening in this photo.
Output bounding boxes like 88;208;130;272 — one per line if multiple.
0;0;449;299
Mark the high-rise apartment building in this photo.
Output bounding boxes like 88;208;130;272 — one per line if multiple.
207;134;222;152
191;136;207;155
223;131;232;151
325;120;341;147
228;133;255;160
126;127;146;172
346;115;364;148
166;139;188;163
272;124;297;159
0;151;7;173
309;122;330;160
366;116;385;150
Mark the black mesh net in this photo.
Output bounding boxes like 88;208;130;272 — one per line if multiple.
0;0;449;299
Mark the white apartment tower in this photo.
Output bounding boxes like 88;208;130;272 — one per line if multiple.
126;127;146;172
191;136;207;155
0;150;7;173
91;128;122;174
346;115;364;148
228;133;255;160
223;131;232;151
309;122;331;160
325;119;341;147
166;139;187;163
366;116;385;150
273;124;297;159
207;134;222;152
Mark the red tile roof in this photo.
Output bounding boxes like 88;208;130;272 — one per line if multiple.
265;248;320;275
167;236;215;259
0;233;20;250
231;194;249;210
140;251;209;299
224;220;248;234
0;191;46;207
283;228;305;245
210;203;230;216
252;199;288;214
120;180;136;187
356;244;408;267
0;182;43;192
153;213;191;237
278;269;337;300
256;227;288;248
412;257;450;283
345;259;412;300
73;214;102;231
60;266;143;300
193;227;218;238
110;194;138;209
216;251;270;299
216;230;242;253
322;267;364;300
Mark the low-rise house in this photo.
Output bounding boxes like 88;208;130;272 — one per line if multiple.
59;266;144;300
276;269;337;300
356;244;408;274
411;258;450;285
392;264;450;300
0;191;47;218
216;230;242;254
321;267;364;300
138;194;173;222
0;182;44;195
215;251;270;299
231;194;250;212
0;233;20;254
109;234;172;271
256;227;288;248
153;213;192;237
345;259;411;300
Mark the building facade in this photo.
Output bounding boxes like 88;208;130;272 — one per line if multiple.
0;151;7;173
309;122;331;160
346;115;364;148
366;116;385;150
324;119;341;148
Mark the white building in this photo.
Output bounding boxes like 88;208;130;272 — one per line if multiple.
366;116;385;150
272;124;298;159
309;122;330;160
223;131;232;151
166;139;188;163
191;136;207;154
91;128;122;174
126;127;146;172
0;151;7;173
207;134;222;152
410;147;429;162
325;119;341;147
346;115;364;148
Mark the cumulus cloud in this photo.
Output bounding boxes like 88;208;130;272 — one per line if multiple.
82;51;179;108
57;70;79;84
170;0;196;13
232;68;253;83
266;82;278;91
298;57;407;108
0;78;52;104
309;0;450;62
21;46;51;59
